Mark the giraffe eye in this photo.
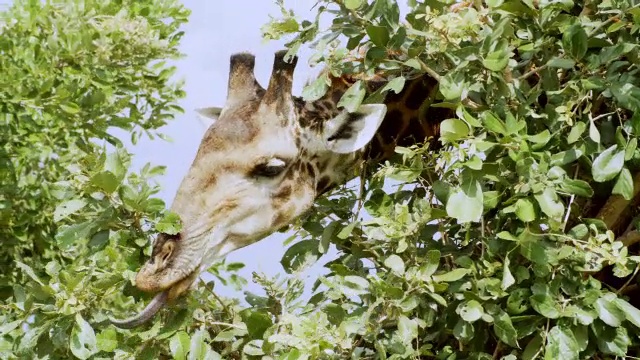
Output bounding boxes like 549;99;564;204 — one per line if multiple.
251;158;288;178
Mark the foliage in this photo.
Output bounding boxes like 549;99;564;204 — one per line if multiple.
258;0;640;358
0;0;197;358
4;0;640;359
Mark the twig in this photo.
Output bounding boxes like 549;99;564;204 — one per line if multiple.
616;264;640;295
205;321;244;329
519;64;548;81
562;166;580;231
619;230;640;248
416;58;442;82
200;278;231;316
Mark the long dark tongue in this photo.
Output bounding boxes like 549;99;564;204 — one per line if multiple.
109;290;168;329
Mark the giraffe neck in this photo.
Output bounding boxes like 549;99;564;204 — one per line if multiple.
296;72;452;196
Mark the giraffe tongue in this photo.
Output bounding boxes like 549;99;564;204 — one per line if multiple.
109;290;168;329
110;268;200;329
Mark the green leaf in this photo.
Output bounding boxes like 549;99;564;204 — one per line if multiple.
612;167;634;200
560;179;594;197
493;310;518;347
381;76;405;94
345;0;363;9
15;261;44;286
544;325;579;360
550;149;582;166
54;199;87;222
595;293;624;327
625;137;637;161
520;240;548;265
60;102;81;114
502;257;516;290
530;287;561;318
483;190;500;209
453;319;475;341
170;331;190;360
483;49;509;71
592;321;630;356
528;129;551;145
440;72;465;100
91;171;119;193
515;198;536;222
337;80;366;113
440;118;470;142
188;328;208;360
55;221;95;249
572;324;588;351
397;316;418;345
567;122;586;144
281;239;320;273
0;320;21;336
486;0;504;8
342;275;370;296
302;75;329;102
156;211;183;235
534;187;565;220
105;150;126;180
433;268;469;282
589;119;601;143
522;333;543;360
446;179;483;223
614;298;640;329
592;145;625;182
457;300;484;322
610;82;640;112
337;221;358;239
69;313;98;360
96;328;117;353
384;254;405;275
481;111;508;135
366;25;390;47
547;57;575;69
562;24;588;60
422;250;441;277
497;231;518;241
240;309;272;340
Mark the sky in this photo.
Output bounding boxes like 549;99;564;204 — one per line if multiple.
128;0;332;298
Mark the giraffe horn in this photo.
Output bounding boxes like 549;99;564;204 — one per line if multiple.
262;50;298;108
227;52;261;102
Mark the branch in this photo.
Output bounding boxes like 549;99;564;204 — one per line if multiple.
618;230;640;248
596;171;640;232
519;64;548;81
416;58;441;82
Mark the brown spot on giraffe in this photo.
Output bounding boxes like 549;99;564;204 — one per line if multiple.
111;49;453;328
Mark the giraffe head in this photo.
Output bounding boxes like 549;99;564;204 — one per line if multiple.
110;51;387;327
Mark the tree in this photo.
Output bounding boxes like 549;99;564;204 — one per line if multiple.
3;0;640;359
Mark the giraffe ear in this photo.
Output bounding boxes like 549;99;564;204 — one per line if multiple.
195;107;223;127
196;107;223;120
323;104;387;154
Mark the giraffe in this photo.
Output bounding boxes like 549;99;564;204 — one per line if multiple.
110;50;452;328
